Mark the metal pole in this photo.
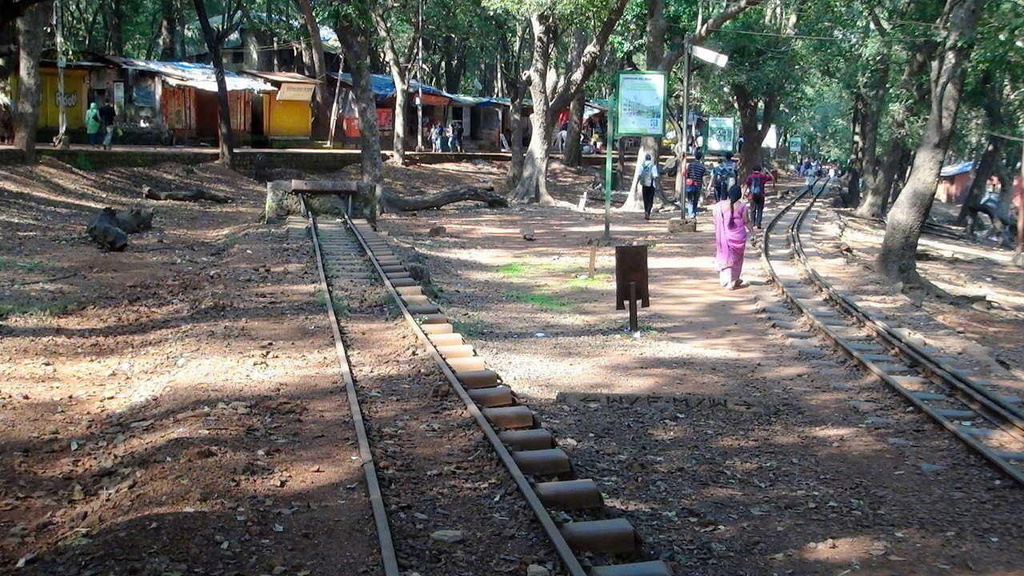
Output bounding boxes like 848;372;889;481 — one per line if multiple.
680;40;690;222
604;100;615;240
327;56;345;147
1018;137;1023;258
416;0;424;152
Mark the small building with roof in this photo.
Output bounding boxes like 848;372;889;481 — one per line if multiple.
105;56;275;144
936;161;975;204
241;70;318;140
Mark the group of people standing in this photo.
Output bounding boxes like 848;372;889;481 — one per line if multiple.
85;100;118;150
556;119;604;154
429;121;463;153
639;151;775;291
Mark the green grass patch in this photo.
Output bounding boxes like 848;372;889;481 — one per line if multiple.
452;315;488;338
566;273;613;289
0;298;77;319
0;258;45;271
505;290;572;311
497;262;528;277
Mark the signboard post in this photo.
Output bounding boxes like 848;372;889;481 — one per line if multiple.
615;245;650;332
604;102;615;240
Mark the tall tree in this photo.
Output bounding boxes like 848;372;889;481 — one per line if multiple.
621;0;762;209
294;0;331;139
371;0;420;164
494;0;630;205
13;1;49;163
879;0;984;284
192;0;243;168
335;6;385;216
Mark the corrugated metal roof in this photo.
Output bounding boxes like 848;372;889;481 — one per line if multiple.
107;56;275;93
940;161;974;177
241;70;318;84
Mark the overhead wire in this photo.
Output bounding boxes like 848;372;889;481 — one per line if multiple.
708;27;937;42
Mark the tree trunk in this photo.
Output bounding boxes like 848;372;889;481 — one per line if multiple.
157;0;177;60
295;0;330;140
380;185;508;212
562;30;586;167
956;134;1001;226
563;91;584;167
859;45;933;217
13;1;47;163
337;18;384;217
109;0;124;55
512;12;556;205
193;0;235;169
956;74;1004;225
846;92;865;207
512;0;630;204
733;84;776;179
506;86;526;189
879;0;981;284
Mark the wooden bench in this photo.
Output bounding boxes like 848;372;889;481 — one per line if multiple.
290;179;360;215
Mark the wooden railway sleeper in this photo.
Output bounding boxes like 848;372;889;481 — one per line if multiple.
338;217;671;576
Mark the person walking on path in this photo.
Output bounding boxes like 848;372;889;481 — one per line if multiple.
639;154;660;220
712;185;753;290
711;152;738;201
85;102;102;148
683;151;709;219
744;165;773;229
99;100;116;150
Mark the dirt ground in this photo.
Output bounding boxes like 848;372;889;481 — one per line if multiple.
2;156;1023;575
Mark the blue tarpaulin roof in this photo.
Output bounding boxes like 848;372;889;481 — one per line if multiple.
330;72;453;102
940;161;974;177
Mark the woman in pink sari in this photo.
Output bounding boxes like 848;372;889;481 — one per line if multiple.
712;185;753;290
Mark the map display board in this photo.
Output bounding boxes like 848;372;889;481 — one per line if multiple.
707;117;735;152
615;72;666;137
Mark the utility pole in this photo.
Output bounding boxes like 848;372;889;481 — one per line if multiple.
415;0;424;151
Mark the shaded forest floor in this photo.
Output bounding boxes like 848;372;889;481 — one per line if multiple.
1;157;1022;575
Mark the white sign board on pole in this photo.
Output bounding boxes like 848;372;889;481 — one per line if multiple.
615;71;667;137
691;45;729;68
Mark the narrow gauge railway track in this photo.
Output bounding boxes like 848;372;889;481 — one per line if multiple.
760;181;1024;485
306;208;672;576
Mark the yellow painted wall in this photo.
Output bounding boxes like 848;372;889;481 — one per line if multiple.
39;69;88;129
264;96;311;138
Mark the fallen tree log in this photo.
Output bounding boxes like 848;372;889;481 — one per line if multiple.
86;208;128;251
142;185;232;204
380;185;508;212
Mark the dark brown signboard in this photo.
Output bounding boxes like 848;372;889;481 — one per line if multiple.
615;245;649;310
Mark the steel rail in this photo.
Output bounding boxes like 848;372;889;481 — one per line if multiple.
304;204;401;576
335;213;591;576
791;201;1024;431
760;182;1024;486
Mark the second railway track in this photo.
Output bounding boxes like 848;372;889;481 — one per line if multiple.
307;209;673;576
761;180;1024;485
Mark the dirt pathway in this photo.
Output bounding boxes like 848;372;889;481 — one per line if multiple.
378;178;1024;575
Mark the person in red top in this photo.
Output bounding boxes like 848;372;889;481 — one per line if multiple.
744;166;773;229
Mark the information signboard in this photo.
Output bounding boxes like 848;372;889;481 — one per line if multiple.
707;117;735;152
789;136;802;153
615;72;666;137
